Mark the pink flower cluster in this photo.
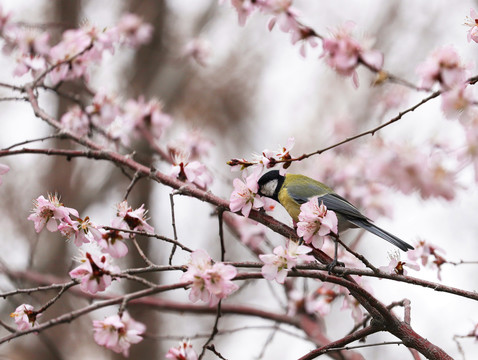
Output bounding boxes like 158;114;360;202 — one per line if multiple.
181;249;239;307
296;198;338;249
1;11;152;83
69;251;120;294
321;21;384;88
93;312;145;357
259;241;314;283
407;240;447;280
465;8;478;43
27;194;80;233
379;251;420;276
166;339;198;360
10;304;41;331
170;151;213;189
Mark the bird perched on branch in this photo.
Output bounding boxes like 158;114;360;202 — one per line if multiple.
257;170;413;252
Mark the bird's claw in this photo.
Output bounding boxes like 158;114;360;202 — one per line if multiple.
326;259;345;274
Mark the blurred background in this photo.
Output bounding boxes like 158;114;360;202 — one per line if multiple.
1;0;478;359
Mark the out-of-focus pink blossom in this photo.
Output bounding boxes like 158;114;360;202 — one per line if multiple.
322;21;383;88
0;163;9;185
61;105;90;137
166;339;198;360
228;0;257;26
379;251;420;276
233;217;266;251
3;27;50;55
123;97;172;140
13;53;46;77
416;46;468;90
170;152;213;189
441;84;474;119
93;312;145;357
229;173;264;217
296;198;338;249
259;241;314;284
181;249;239;307
86;90;121;127
98;228;129;258
116;13;153;47
10;304;40;331
0;5;11;33
171;129;213;161
465;8;478;43
407;239;446;280
182;38;211;66
69;251;119;294
114;200;154;233
27;194;78;233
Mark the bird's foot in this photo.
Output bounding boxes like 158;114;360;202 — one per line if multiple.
326;259;345;274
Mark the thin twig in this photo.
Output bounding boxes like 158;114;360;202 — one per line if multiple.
168;193;179;265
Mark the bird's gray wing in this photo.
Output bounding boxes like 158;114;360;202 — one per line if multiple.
286;184;369;221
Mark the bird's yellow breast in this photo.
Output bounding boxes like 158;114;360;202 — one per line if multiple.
278;187;302;222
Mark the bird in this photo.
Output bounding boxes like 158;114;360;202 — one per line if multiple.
257;170;414;252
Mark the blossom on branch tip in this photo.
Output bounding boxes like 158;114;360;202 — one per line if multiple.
321;21;383;88
27;194;78;233
98;228;129;258
58;216;102;247
170;152;213;189
10;304;41;331
61;105;90;137
114;200;154;233
166;339;198;360
0;163;9;185
229;173;264;217
93;312;145;357
296;198;338;249
259;241;314;284
379;251;419;276
69;251;119;294
181;249;239;307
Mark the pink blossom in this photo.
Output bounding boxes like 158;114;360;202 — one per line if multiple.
69;251;119;294
234;217;266;251
465;8;478;43
170;152;213;189
0;5;11;33
407;240;446;280
27;194;78;233
441;84;474;119
98;228;129;258
171;129;213;160
379;252;420;276
114;200;154;233
228;0;257;26
322;21;383;88
166;339;198;360
61;105;90;137
296;198;338;249
13;53;46;77
123;97;172;139
3;27;50;55
229;173;264;217
181;249;239;307
10;304;41;331
259;241;314;284
93;312;145;357
0;163;9;185
58;216;102;247
116;13;153;47
182;38;211;67
416;46;467;89
262;137;295;174
86;90;121;127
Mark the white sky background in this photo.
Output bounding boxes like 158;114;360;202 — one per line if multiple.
1;0;478;359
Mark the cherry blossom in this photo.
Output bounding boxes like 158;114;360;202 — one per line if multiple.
85;90;121;127
441;83;474;119
97;228;129;258
379;251;420;276
321;21;383;87
166;339;198;360
27;194;79;233
58;216;103;247
181;249;239;307
69;251;119;294
465;8;478;43
416;45;468;90
229;173;264;217
296;198;338;249
170;152;213;189
116;13;153;47
0;163;9;185
93;312;145;357
60;105;90;137
182;38;211;67
171;129;213;160
259;241;314;284
407;240;447;280
10;304;41;331
114;200;154;233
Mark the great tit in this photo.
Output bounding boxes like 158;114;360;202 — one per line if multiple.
257;170;413;252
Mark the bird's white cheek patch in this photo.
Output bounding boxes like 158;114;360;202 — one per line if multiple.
261;179;278;197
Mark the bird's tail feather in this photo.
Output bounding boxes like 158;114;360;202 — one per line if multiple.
347;219;414;251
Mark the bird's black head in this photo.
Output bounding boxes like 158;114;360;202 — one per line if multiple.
257;170;285;201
